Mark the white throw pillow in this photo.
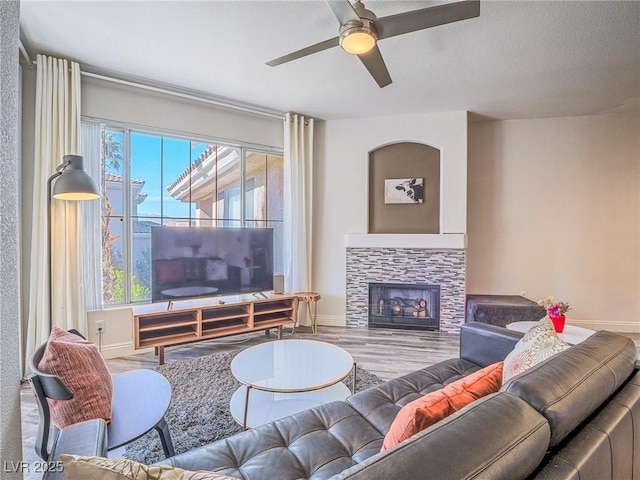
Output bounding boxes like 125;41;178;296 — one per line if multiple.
502;317;570;384
513;316;558;352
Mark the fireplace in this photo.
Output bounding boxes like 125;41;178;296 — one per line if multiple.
368;283;440;331
346;243;465;332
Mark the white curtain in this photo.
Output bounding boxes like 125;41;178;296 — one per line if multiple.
81;121;103;310
25;55;85;373
283;113;314;324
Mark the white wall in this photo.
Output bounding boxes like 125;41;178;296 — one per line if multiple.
86;307;146;358
467;112;640;332
314;112;468;326
82;77;284;149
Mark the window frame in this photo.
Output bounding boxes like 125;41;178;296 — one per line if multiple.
97;120;284;306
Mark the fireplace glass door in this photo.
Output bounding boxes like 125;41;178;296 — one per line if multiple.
368;283;440;330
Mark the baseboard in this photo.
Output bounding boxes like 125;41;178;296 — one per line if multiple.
313;317;639;332
568;318;640;334
316;315;346;327
99;341;153;359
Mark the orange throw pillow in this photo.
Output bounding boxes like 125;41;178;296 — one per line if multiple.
381;361;504;451
38;327;114;429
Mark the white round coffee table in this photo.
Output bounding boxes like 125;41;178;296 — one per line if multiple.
230;339;355;428
507;321;595;345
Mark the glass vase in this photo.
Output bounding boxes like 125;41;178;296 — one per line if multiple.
549;314;566;333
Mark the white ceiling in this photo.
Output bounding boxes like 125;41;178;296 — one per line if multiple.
20;0;640;121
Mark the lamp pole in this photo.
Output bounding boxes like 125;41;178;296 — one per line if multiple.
47;154;100;331
47;168;63;330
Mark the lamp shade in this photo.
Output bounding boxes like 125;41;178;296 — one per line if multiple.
52;155;100;201
340;27;377;55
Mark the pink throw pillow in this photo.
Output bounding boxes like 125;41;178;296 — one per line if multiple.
38;327;113;428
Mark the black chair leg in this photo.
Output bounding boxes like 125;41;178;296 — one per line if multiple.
154;417;175;458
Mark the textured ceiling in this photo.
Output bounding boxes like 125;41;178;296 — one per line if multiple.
19;0;640;121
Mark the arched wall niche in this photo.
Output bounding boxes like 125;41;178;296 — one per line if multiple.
368;142;441;233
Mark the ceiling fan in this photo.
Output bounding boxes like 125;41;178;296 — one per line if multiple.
266;0;480;88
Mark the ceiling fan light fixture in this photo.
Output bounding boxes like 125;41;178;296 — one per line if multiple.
339;26;377;55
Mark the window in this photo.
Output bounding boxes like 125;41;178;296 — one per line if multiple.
100;126;284;305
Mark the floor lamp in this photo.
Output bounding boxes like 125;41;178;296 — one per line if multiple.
47;154;100;330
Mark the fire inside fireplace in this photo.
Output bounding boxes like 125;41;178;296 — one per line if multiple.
368;283;440;330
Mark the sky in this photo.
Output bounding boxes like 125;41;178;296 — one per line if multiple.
106;130;208;219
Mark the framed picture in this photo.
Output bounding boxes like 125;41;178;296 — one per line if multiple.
384;178;424;204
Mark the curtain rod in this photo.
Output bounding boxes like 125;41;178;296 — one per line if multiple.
81;71;284;120
19;48;286;120
18;39;34;68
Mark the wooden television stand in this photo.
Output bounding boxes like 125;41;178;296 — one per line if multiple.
132;293;299;365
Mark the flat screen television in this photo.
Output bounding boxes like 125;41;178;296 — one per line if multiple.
150;226;274;302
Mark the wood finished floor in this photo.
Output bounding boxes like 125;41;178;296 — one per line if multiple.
19;325;640;480
106;325;462;379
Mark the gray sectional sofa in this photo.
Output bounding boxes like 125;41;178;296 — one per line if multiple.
45;322;640;479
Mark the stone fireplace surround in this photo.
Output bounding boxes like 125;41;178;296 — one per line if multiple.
346;234;466;333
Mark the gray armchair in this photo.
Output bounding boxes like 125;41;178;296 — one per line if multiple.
28;329;175;461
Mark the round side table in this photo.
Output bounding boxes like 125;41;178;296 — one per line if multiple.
295;292;321;334
506;321;595;345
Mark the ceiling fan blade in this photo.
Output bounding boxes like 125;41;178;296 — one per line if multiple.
357;45;392;88
375;0;480;40
326;0;362;25
266;37;340;67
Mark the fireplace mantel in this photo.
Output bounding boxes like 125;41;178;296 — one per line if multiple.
345;233;466;249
